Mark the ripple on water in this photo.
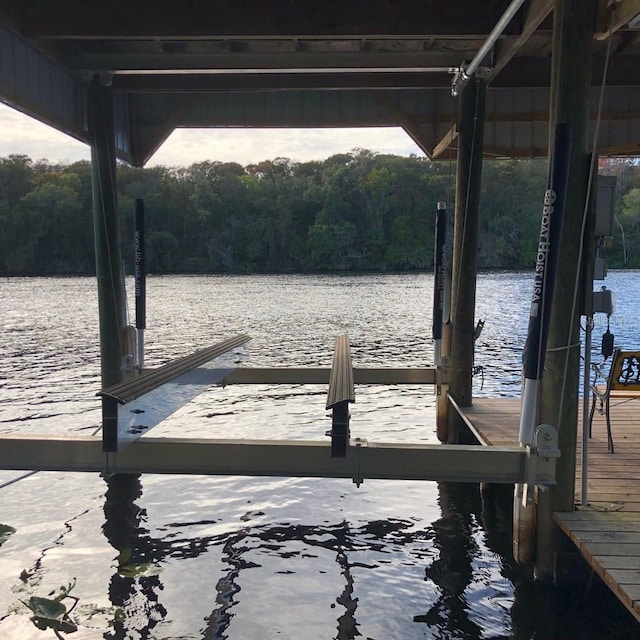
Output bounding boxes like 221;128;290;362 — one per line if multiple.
2;273;640;638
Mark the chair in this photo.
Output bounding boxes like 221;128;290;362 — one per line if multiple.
589;348;640;453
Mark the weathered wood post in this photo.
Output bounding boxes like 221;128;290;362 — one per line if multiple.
87;74;126;389
535;0;596;580
448;76;486;442
434;201;451;441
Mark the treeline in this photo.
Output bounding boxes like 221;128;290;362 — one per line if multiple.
0;150;638;275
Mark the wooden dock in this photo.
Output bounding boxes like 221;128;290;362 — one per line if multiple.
459;397;640;624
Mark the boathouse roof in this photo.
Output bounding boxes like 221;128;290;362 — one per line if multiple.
1;0;639;164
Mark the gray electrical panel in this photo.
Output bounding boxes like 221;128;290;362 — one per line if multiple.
595;175;616;237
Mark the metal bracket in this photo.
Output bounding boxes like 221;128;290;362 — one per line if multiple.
535;423;561;462
474;66;491;81
121;353;134;374
451;63;491;96
437;356;451;388
522;424;560;506
326;402;350;458
351;437;368;488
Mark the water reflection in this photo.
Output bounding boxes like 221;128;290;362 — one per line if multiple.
96;472;640;640
414;483;483;638
101;475;431;639
102;474;168;638
334;535;359;640
6;274;640;637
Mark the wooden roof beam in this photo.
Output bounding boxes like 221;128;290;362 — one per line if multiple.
596;141;640;155
595;0;640;40
488;0;554;82
112;71;452;93
74;51;463;73
432;124;459;159
372;91;433;159
21;0;521;39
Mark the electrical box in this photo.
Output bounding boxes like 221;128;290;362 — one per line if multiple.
593;256;607;280
595;175;616;237
592;287;615;315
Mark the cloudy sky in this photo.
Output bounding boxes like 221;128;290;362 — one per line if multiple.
0;102;424;167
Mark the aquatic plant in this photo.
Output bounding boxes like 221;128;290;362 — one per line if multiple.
21;579;78;638
0;523;16;547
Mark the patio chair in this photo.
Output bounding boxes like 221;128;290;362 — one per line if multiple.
589;348;640;453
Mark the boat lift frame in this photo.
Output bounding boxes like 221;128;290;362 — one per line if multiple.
0;431;558;486
0;333;559;490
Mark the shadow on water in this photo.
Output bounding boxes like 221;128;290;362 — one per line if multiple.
413;482;484;639
100;474;418;639
418;481;640;640
102;474;168;639
333;522;360;640
99;474;640;640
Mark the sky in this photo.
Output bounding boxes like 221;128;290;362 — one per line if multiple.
0;102;425;167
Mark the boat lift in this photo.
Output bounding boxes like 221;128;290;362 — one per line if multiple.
0;332;559;492
0;184;559;491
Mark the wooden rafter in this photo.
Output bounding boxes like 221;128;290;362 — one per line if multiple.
432;125;459;159
595;0;640;40
372;91;434;159
488;0;554;82
21;0;519;39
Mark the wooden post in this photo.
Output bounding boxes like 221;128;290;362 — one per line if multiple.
434;202;451;441
535;0;596;581
448;76;486;441
88;75;126;389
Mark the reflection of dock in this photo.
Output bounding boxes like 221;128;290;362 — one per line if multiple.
456;397;640;624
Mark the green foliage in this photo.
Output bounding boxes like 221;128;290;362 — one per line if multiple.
116;547;154;578
617;187;640;266
0;523;16;547
21;579;78;636
1;151;637;275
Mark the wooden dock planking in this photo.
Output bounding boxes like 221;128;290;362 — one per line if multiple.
459;396;640;623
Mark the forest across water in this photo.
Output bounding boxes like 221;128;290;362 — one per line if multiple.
0;150;638;275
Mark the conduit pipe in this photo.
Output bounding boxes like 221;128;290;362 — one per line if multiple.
451;0;527;96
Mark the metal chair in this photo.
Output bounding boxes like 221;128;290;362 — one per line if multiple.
589;348;640;453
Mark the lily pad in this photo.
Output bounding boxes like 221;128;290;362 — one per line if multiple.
0;524;16;547
118;563;152;578
21;596;67;621
117;548;153;578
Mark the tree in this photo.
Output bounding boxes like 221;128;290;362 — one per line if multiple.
617;187;640;266
7;172;90;273
306;221;357;270
2;151;630;276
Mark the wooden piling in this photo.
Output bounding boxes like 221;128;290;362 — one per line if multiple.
88;75;126;389
448;76;486;440
535;0;596;581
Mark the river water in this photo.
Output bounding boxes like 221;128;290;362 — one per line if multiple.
0;272;639;639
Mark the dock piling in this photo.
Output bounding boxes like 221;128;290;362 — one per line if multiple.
448;75;486;440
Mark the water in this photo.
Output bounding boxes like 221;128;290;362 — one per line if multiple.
0;272;639;639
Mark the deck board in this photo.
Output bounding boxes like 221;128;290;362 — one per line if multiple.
459;396;640;624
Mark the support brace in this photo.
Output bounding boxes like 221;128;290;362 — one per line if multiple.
522;423;561;506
